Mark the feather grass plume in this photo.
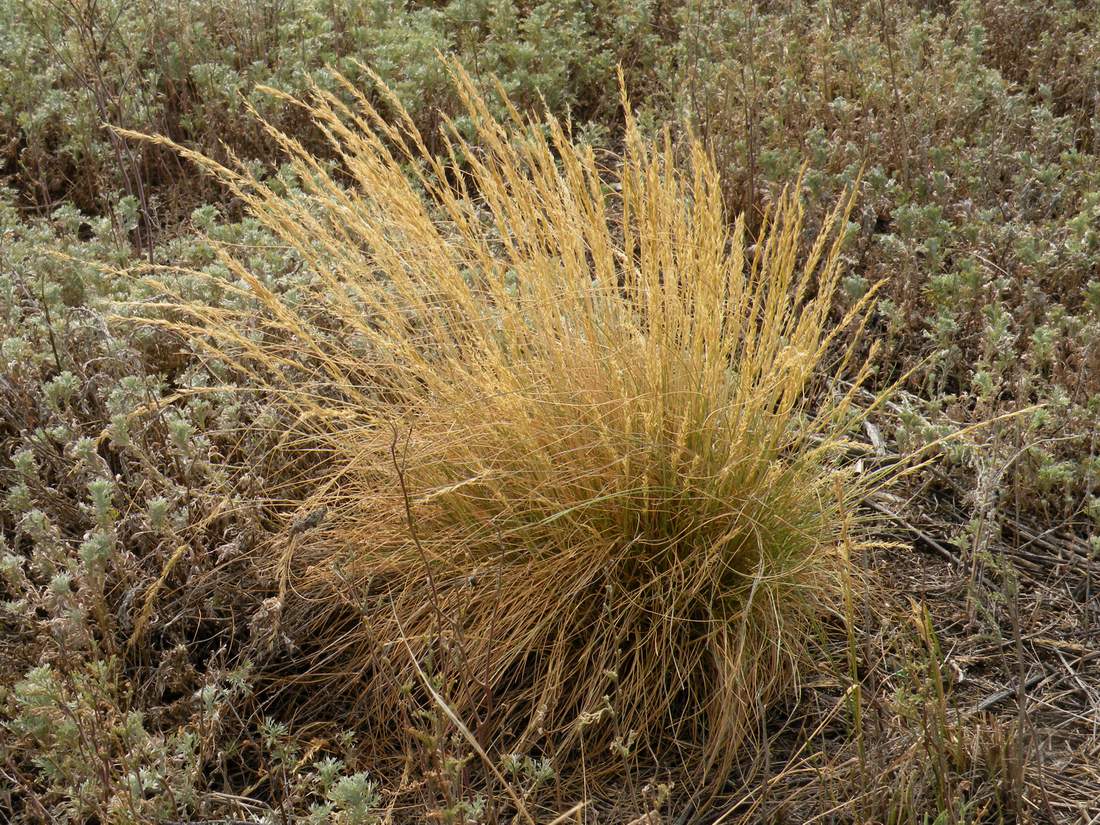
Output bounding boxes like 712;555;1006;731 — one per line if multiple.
120;61;892;795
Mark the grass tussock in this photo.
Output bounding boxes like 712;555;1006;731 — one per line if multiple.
125;62;889;792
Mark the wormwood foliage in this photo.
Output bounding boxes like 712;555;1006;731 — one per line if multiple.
124;62;889;793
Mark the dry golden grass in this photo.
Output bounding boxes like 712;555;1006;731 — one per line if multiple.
121;61;891;797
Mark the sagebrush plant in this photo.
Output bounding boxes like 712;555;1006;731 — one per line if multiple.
123;60;893;793
1;0;667;222
0;189;373;821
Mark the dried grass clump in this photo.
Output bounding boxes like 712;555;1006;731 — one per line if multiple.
127;62;888;792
